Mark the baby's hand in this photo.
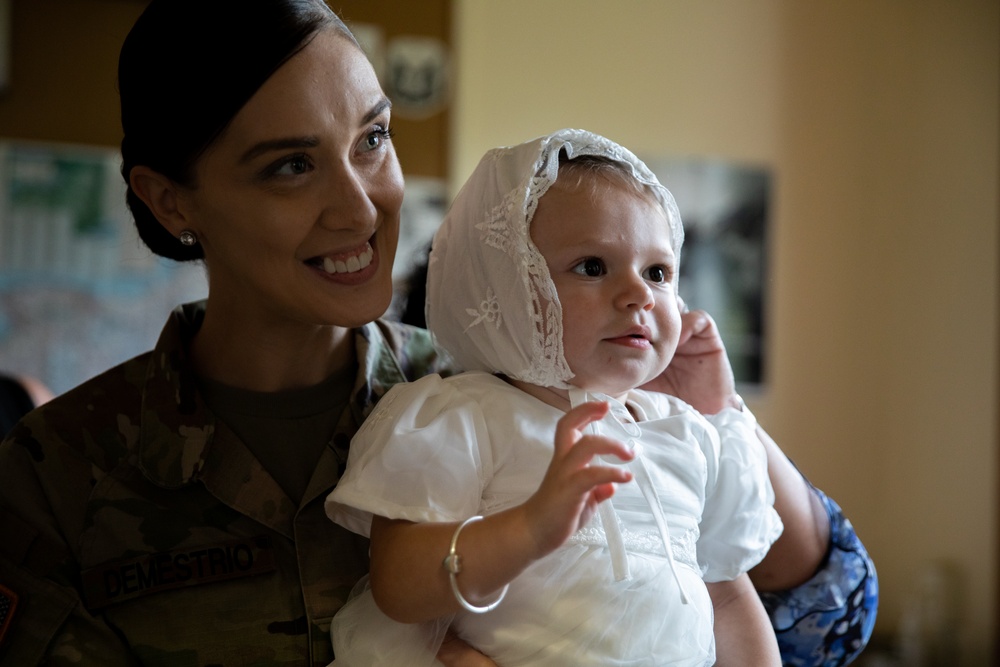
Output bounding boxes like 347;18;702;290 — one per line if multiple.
642;299;739;415
521;401;634;557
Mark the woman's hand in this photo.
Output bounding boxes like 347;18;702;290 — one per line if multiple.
520;401;634;557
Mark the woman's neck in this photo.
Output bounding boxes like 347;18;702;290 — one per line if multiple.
189;303;355;392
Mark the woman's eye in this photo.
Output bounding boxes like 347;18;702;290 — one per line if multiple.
572;258;605;277
360;126;394;153
643;265;669;283
272;154;311;176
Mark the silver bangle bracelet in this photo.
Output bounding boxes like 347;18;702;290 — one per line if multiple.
442;515;509;614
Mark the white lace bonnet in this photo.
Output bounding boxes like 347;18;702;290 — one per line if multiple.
425;128;684;389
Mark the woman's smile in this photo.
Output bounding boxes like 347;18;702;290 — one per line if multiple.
307;238;378;284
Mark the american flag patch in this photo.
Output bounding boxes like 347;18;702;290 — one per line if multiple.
0;583;17;646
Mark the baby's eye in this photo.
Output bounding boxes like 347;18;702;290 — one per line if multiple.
643;265;670;283
571;258;605;277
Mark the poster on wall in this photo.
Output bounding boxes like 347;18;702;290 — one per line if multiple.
384;36;449;120
644;156;771;388
351;22;451;120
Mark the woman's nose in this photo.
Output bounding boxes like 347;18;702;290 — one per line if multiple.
319;162;379;232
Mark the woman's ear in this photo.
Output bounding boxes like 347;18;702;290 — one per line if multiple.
129;166;192;237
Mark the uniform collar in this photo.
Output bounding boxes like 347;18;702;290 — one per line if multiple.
137;302;406;492
137;301;215;488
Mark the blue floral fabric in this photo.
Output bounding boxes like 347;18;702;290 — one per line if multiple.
759;488;878;667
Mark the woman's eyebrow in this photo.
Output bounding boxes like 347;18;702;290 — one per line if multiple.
239;136;319;164
363;97;392;125
238;99;392;165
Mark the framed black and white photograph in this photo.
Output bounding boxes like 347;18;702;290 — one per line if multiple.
644;157;771;388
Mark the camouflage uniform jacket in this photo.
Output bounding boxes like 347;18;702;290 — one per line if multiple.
0;302;446;667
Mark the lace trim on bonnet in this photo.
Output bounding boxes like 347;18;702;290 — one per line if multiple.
426;128;684;389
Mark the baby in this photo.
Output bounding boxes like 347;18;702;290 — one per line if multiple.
325;129;783;666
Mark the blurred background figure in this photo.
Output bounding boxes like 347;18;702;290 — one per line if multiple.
0;372;54;437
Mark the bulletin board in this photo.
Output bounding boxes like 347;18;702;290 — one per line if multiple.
335;0;452;179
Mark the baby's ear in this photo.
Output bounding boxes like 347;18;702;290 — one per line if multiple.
129;166;191;237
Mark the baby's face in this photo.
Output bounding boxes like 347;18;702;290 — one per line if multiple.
530;174;681;400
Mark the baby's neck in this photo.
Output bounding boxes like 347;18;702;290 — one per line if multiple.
501;376;631;412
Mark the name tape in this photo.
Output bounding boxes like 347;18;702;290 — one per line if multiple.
81;536;276;610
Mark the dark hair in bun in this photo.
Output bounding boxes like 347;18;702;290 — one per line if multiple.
118;0;357;260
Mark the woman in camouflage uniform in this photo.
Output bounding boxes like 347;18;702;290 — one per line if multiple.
0;1;875;665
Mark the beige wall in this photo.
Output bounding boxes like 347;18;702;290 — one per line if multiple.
452;0;998;664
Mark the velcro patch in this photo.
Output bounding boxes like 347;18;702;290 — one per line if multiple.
0;583;18;647
81;536;276;610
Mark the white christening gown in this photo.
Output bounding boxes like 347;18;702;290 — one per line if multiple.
325;372;782;666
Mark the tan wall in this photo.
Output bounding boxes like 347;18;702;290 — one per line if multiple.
452;0;999;663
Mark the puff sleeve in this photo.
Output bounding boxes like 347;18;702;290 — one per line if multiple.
325;374;492;536
697;406;783;582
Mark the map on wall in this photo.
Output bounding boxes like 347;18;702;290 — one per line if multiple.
0;141;207;395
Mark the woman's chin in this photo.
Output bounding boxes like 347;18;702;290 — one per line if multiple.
335;287;393;327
